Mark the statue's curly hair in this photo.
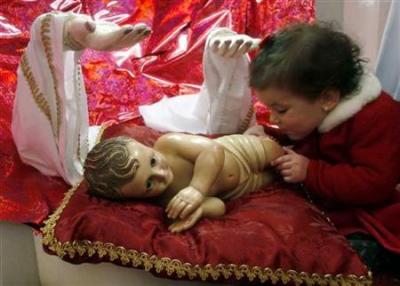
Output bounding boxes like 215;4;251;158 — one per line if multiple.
250;22;366;100
83;136;139;200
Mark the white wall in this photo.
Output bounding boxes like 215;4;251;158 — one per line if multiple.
316;0;391;69
316;0;344;28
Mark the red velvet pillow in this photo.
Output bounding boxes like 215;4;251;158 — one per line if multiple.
41;123;372;285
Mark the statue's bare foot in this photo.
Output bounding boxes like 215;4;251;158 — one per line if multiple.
209;29;261;58
64;14;151;51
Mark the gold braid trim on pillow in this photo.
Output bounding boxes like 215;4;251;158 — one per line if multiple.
40;125;373;285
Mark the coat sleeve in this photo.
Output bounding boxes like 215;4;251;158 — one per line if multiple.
304;99;400;206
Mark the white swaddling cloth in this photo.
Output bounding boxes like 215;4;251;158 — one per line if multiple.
12;12;99;185
139;28;255;135
215;135;269;200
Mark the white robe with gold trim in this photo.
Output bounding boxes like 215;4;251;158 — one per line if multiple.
12;12;99;185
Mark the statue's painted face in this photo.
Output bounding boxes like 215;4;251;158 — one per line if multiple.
120;141;174;198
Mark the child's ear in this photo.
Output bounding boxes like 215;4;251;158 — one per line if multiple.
320;89;340;112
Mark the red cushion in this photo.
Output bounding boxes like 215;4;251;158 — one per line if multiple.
41;123;371;285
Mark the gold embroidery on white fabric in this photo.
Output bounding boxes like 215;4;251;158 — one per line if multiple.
20;53;53;129
40;13;62;138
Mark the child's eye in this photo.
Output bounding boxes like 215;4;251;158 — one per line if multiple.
145;179;153;191
150;156;157;167
276;108;288;114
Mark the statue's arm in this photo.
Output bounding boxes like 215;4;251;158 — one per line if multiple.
156;133;225;196
190;142;225;195
157;134;225;220
168;197;226;233
201;196;226;218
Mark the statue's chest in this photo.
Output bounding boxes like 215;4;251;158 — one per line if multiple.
168;158;194;191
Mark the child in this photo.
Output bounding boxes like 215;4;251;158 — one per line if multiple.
83;133;283;232
249;22;400;272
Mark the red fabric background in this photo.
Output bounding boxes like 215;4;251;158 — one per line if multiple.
0;0;314;225
45;124;369;282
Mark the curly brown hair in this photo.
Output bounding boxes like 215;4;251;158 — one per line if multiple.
250;22;365;100
83;136;139;200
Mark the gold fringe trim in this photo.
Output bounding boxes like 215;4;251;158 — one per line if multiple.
41;125;372;286
40;13;61;138
20;53;53;127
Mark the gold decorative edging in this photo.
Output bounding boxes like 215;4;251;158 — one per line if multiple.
41;125;373;286
20;53;52;127
40;13;61;138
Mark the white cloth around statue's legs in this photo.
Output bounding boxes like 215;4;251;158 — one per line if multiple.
139;28;256;135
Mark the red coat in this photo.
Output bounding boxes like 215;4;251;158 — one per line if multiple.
293;90;400;254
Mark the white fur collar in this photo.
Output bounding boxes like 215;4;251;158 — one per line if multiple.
318;72;381;133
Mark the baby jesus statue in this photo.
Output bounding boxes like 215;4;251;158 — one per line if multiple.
84;133;283;232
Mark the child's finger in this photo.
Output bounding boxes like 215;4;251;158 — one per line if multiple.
283;146;295;154
271;154;291;166
283;175;293;182
281;169;292;176
275;161;292;171
271;157;282;166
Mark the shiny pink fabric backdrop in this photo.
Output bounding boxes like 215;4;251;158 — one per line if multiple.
0;0;314;225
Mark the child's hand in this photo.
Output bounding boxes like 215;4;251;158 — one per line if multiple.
166;186;204;220
271;147;309;183
168;207;203;233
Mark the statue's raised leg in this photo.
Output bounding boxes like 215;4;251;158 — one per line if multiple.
140;28;260;134
12;12;150;185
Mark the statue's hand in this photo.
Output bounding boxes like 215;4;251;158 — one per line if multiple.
166;186;204;220
168;207;203;233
